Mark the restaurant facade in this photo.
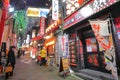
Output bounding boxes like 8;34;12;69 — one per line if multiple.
63;0;120;79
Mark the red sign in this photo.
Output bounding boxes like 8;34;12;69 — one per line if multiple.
64;0;117;30
115;17;120;42
40;17;46;36
61;36;65;51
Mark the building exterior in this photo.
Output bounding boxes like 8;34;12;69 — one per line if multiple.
44;9;61;66
63;0;120;79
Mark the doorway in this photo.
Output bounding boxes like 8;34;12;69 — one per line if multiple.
80;28;109;72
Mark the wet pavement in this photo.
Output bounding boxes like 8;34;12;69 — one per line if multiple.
5;56;81;80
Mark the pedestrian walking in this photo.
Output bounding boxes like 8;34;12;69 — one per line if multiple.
6;46;16;79
36;50;41;64
40;47;47;66
17;48;22;58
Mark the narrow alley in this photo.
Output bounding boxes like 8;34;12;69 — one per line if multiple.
1;0;120;80
6;55;80;80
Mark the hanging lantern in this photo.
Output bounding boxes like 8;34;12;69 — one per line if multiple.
78;0;84;5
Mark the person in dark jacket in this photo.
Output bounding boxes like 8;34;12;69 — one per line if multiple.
6;46;16;79
17;48;22;58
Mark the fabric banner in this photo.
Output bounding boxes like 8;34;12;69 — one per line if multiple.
60;34;69;58
89;20;118;80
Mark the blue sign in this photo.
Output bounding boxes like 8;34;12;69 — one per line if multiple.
39;9;49;17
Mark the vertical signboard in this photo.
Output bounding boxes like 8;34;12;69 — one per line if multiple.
60;34;69;58
89;20;118;80
40;17;46;36
52;0;59;20
59;34;69;72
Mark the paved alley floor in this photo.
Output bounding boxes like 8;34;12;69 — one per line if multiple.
7;56;81;80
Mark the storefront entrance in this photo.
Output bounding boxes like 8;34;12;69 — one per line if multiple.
79;27;110;73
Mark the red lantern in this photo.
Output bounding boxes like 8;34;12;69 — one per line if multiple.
78;0;84;5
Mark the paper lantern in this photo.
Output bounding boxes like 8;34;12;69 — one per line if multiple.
78;0;84;5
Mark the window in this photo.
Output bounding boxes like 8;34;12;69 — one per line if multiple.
86;38;97;52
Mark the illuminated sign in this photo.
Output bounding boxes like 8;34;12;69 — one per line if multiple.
40;8;49;17
27;7;49;17
27;8;40;17
52;0;59;20
64;0;117;30
40;17;46;36
45;21;58;34
46;40;55;46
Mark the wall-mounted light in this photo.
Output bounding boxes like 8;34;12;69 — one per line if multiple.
9;6;14;12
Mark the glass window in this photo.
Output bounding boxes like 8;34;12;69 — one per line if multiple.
86;38;97;52
87;54;99;66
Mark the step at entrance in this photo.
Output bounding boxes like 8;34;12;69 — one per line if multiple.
75;69;115;80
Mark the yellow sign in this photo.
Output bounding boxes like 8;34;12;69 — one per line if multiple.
27;7;40;17
62;58;69;71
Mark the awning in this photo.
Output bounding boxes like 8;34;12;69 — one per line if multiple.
31;36;43;42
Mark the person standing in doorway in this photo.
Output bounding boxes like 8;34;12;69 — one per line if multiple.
40;47;47;66
6;46;16;79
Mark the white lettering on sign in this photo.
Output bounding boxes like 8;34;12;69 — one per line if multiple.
52;0;59;20
40;17;46;36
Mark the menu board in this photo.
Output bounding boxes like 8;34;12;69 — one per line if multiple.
69;40;77;66
62;58;69;71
